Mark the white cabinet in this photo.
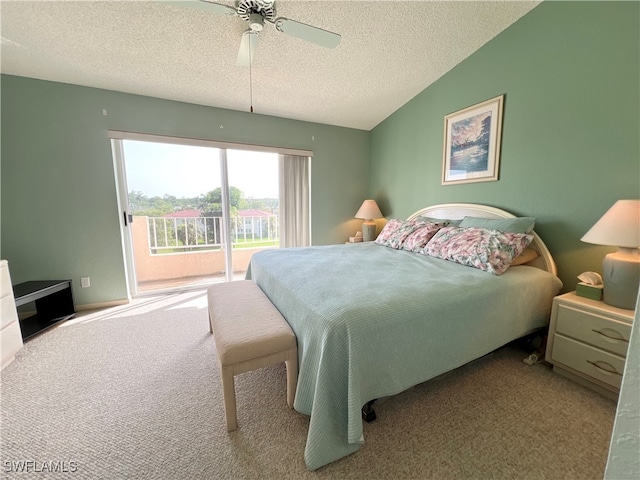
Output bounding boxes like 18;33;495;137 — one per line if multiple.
545;291;633;399
1;260;23;370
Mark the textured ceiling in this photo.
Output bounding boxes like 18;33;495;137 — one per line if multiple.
0;0;540;130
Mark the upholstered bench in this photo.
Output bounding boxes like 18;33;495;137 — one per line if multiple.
207;280;297;431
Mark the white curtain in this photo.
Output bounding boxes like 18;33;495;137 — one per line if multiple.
279;154;311;247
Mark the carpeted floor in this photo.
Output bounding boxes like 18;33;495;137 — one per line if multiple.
1;290;616;479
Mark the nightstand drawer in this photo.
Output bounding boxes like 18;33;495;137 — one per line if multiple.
551;335;624;390
555;304;630;357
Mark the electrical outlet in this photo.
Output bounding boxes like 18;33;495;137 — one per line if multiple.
81;276;91;288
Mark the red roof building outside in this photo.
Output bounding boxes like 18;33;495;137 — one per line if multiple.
163;209;202;218
237;209;272;217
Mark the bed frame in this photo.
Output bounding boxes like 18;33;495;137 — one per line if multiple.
407;203;557;276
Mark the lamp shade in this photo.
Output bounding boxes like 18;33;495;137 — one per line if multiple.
354;200;383;220
581;200;640;248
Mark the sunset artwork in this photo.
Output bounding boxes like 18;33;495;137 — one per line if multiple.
442;95;503;185
450;110;492;173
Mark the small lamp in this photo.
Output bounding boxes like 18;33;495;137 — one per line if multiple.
581;199;640;310
355;199;383;242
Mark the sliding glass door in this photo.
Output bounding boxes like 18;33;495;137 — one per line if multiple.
111;134;290;296
120;140;226;293
226;149;279;281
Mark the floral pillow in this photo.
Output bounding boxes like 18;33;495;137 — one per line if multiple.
402;222;444;252
375;219;418;249
423;226;533;275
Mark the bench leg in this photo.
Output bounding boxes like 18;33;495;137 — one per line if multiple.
220;366;238;431
285;348;298;409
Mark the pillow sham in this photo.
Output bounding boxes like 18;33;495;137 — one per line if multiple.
375;219;417;249
424;226;533;275
376;218;443;250
402;222;444;252
510;247;539;266
458;216;536;234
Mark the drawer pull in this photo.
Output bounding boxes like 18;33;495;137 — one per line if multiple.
591;328;629;343
587;360;622;376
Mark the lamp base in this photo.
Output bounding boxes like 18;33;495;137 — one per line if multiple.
602;248;640;310
362;221;376;242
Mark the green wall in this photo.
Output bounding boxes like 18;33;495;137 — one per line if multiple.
369;1;639;292
1;77;369;305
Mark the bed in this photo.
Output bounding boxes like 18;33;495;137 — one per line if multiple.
247;203;562;470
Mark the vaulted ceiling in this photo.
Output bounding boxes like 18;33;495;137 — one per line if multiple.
1;1;540;130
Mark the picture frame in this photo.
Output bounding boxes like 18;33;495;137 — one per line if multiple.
442;94;504;185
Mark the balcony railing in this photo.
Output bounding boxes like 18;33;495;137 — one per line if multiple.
147;215;279;254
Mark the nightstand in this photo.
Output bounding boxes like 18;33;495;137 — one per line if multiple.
545;291;633;399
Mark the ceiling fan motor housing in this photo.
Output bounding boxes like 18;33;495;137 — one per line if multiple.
236;0;276;23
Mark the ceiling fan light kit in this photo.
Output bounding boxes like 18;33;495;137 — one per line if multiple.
248;13;264;31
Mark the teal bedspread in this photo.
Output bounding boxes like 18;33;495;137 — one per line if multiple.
247;243;562;470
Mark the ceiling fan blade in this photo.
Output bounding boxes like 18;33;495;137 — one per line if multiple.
159;1;236;16
236;30;259;67
274;18;341;49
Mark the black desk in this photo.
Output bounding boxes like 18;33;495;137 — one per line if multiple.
13;280;76;340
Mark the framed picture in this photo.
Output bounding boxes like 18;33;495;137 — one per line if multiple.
442;94;504;185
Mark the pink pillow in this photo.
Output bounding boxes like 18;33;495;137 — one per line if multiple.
375;219;416;249
402;222;444;252
424;227;533;275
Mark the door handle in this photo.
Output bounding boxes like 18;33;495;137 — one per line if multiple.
123;212;134;226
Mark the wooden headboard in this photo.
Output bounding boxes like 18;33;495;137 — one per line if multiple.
407;203;558;276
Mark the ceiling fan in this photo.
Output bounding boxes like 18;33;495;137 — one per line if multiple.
162;0;341;66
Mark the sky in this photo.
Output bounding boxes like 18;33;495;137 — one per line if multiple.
123;140;279;199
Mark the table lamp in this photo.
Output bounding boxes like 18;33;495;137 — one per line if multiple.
355;199;383;242
581;199;640;310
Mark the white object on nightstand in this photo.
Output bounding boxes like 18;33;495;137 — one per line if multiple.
545;291;633;399
1;260;23;370
348;231;363;243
